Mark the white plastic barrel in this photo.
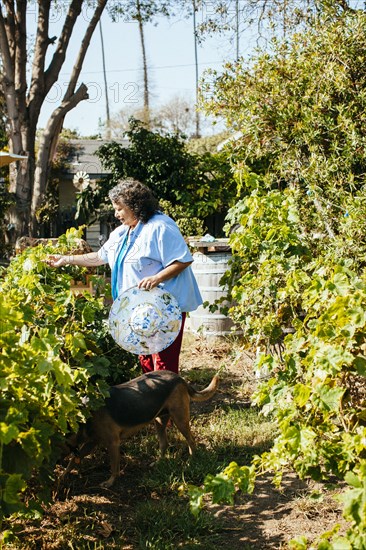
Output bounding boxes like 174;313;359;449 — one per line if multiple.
187;251;239;338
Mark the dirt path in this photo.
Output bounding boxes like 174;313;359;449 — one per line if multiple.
180;334;347;549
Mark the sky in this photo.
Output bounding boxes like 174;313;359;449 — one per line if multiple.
26;2;255;137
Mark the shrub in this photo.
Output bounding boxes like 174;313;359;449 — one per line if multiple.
0;228;135;520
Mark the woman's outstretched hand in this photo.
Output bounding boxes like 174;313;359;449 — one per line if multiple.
44;255;68;268
44;252;105;269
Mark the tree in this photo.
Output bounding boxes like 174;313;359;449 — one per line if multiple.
154;94;196;136
108;0;176;127
105;104;150;138
110;94;204;138
0;0;108;239
75;118;236;234
105;95;216;138
202;10;366;257
187;16;366;545
194;0;357;50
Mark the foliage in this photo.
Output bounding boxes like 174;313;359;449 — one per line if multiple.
105;96;219;139
159;199;206;237
183;10;366;547
186;132;230;155
186;260;366;546
76;118;236;230
251;262;366;476
194;0;355;46
0;228;135;521
202;11;366;256
1;364;274;548
108;0;174;23
222;186;312;346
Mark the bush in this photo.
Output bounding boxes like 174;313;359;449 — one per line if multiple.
0;228;135;520
76;119;236;233
185;11;366;547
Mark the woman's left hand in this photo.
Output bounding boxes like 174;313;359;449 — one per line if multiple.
138;261;191;291
138;276;160;290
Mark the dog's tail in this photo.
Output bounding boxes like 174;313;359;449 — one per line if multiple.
187;375;219;402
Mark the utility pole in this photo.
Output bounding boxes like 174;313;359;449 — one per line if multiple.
99;20;111;139
136;0;150;127
193;0;201;138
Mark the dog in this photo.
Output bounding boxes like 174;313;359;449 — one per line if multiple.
63;370;219;488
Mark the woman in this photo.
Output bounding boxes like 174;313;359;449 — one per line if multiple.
47;178;202;374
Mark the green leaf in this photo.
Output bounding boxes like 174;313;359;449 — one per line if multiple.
66;332;87;356
316;385;345;412
186;485;205;517
354;356;366;377
327;537;352;550
223;462;256;494
338;487;364;524
0;422;19;445
284;425;300;450
203;473;235;505
3;474;26;504
81;303;96;324
293;383;311;407
332;272;350;296
289;535;308;549
344;470;362;489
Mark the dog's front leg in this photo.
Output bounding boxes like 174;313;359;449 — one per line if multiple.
100;441;121;488
154;415;170;459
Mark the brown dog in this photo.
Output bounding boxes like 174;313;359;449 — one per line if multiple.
63;370;219;488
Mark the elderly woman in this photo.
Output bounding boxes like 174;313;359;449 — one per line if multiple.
47;178;202;374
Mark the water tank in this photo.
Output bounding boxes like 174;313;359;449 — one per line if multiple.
187;249;239;338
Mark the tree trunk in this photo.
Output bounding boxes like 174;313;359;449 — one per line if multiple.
136;0;150;126
0;0;107;243
192;0;200;138
31;84;89;234
30;0;108;235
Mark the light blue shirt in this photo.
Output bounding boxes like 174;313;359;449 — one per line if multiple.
98;212;202;312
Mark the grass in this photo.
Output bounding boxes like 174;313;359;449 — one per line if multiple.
2;344;277;550
132;498;221;549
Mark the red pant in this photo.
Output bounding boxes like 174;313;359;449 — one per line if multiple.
139;313;186;374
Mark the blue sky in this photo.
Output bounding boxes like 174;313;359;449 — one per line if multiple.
27;4;254;137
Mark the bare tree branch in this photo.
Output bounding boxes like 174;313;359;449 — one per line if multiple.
28;0;51;99
48;0;108;161
257;0;269;45
0;3;15;81
0;6;21;150
32;84;89;219
65;0;108;99
43;0;83;94
14;0;27;120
